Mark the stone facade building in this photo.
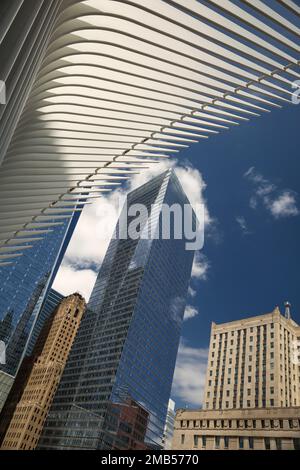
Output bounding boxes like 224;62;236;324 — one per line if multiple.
173;407;300;450
172;306;300;450
203;306;300;411
0;294;86;450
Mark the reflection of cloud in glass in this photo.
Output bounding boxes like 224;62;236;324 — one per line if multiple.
0;341;6;364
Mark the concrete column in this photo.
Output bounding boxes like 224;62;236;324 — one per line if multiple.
206;437;214;450
229;437;238;450
270;438;277;450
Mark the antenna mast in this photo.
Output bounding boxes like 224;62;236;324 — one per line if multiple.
284;301;291;320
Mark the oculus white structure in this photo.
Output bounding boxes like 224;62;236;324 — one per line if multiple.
0;0;299;265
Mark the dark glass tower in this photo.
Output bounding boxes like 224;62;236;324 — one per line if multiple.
25;288;64;357
0;213;80;411
39;170;196;450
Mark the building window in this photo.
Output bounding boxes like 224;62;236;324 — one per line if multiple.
215;436;220;449
181;434;185;445
193;435;199;447
248;437;254;449
293;439;300;450
279;420;283;429
202;436;206;448
239;437;244;449
276;438;282;450
264;438;271;450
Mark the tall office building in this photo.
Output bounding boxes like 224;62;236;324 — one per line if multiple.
172;305;300;451
0;214;79;412
0;294;86;450
25;289;64;357
203;306;300;411
104;398;150;451
39;169;197;450
0;289;65;415
0;374;13;415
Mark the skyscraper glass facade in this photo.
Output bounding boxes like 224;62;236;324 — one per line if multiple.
25;288;64;357
0;213;79;406
39;170;196;450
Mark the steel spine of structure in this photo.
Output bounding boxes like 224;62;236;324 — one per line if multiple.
0;0;299;264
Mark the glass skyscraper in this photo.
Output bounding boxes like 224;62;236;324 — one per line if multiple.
25;288;64;358
0;214;79;410
39;169;197;450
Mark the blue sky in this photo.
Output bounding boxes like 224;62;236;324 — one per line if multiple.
54;98;300;410
172;99;300;409
47;0;300;411
52;84;300;412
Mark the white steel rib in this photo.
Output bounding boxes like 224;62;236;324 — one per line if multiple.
0;0;299;264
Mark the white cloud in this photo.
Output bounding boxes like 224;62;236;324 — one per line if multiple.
172;341;208;408
236;216;251;235
63;194;121;268
267;192;299;219
175;166;211;226
249;196;258;210
53;263;97;300
127;159;173;191
244;167;299;220
188;286;197;298
183;305;199;321
192;252;209;280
